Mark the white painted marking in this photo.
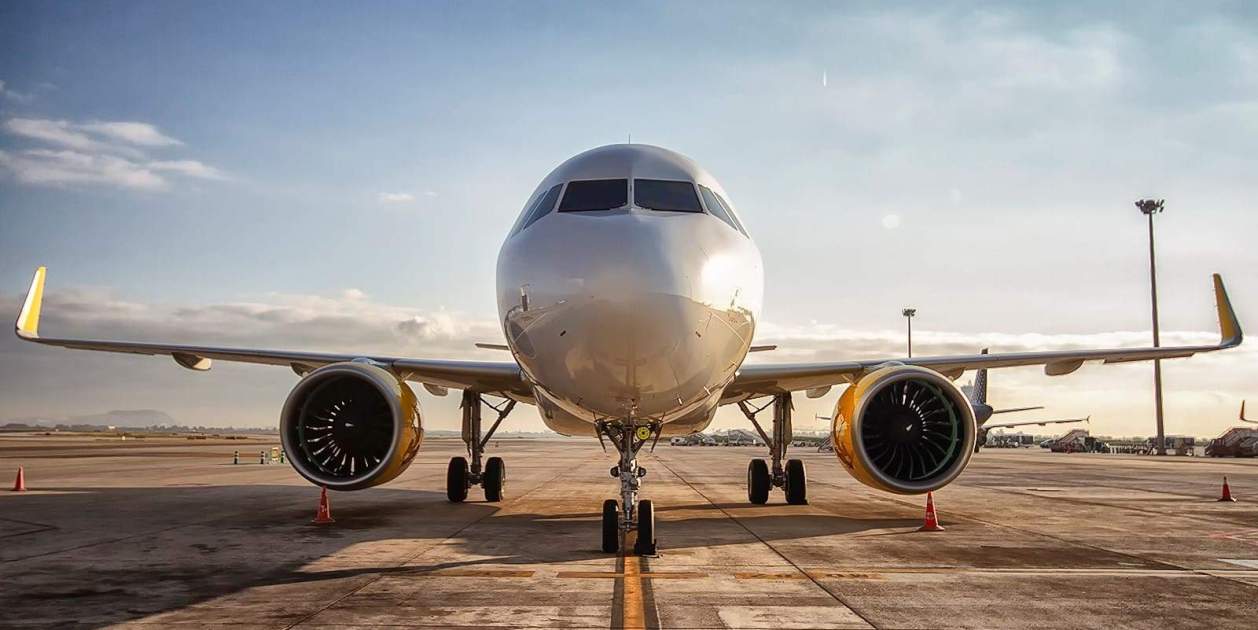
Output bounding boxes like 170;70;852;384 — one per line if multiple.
1218;558;1258;569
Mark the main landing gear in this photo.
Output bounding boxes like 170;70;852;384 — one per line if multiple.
737;392;808;505
447;390;517;503
596;419;661;556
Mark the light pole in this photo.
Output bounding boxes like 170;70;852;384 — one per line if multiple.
1136;199;1166;456
902;308;916;358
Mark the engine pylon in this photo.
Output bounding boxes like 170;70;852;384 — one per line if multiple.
918;491;944;531
313;486;335;524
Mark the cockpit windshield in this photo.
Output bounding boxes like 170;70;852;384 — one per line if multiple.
558;179;628;212
634;179;703;213
517;183;563;232
698;185;747;236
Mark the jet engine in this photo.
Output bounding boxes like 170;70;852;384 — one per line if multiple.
280;362;423;490
830;365;976;494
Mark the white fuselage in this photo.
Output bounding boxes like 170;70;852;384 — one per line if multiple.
495;145;764;436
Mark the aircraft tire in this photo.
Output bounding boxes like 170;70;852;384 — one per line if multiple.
601;499;619;553
635;499;657;556
785;458;808;505
748;458;770;504
483;457;506;502
447;457;469;503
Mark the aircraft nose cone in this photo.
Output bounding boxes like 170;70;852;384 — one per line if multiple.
500;213;754;418
512;290;745;419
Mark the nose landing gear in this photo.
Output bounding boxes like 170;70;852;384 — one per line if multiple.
738;393;808;505
446;390;517;503
596;419;660;555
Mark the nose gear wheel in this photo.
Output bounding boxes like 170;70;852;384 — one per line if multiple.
595;419;661;555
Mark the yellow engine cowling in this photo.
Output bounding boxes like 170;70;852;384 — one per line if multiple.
280;362;423;490
831;365;976;494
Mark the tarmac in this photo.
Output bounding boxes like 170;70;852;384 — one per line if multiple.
2;433;1257;629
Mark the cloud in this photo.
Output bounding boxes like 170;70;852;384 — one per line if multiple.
5;118;182;150
0;149;167;190
80;121;183;147
1;285;503;356
749;321;1229;363
881;214;901;229
0;80;35;104
377;192;417;204
147;160;226;180
3;118;112;152
0;117;225;191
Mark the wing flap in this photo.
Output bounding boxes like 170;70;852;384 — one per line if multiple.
984;416;1090;430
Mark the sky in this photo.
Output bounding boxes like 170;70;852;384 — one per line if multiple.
1;2;1256;437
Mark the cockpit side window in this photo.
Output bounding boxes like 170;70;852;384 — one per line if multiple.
558;179;628;212
699;185;747;236
518;183;563;232
634;179;703;213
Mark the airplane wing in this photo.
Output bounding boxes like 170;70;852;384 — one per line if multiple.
728;274;1241;397
1242;401;1256;425
13;267;529;398
990;406;1046;415
983;416;1089;430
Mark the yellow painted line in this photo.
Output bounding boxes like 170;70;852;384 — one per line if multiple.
423;570;535;578
622;554;646;630
639;572;706;579
734;572;809;580
558;568;626;575
557;570;706;579
815;572;888;580
810;568;1249;579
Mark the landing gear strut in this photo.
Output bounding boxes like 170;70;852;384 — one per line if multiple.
447;390;516;503
738;393;807;505
596;419;661;555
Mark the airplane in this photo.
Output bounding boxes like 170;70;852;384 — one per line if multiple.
1242;400;1257;424
12;144;1244;556
979;417;1090;449
965;354;1090;452
963;349;1046;422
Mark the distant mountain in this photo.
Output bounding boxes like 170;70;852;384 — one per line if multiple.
4;416;62;427
67;409;178;428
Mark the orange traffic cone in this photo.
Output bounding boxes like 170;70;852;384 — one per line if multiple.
918;491;944;531
1218;476;1237;502
12;466;26;492
313;486;335;523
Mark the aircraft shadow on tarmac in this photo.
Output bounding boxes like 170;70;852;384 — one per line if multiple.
0;484;921;627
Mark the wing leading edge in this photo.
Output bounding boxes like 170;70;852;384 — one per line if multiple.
730;274;1242;397
14;267;528;397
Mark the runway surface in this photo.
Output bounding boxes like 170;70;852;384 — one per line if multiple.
2;433;1257;629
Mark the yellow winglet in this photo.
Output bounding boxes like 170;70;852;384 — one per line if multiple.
1214;273;1242;348
15;266;46;339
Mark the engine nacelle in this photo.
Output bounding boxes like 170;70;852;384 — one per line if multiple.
831;365;976;494
280;362;423;490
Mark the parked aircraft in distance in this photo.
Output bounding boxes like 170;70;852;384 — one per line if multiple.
964;355;1090;452
14;144;1244;554
1242;401;1256;424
